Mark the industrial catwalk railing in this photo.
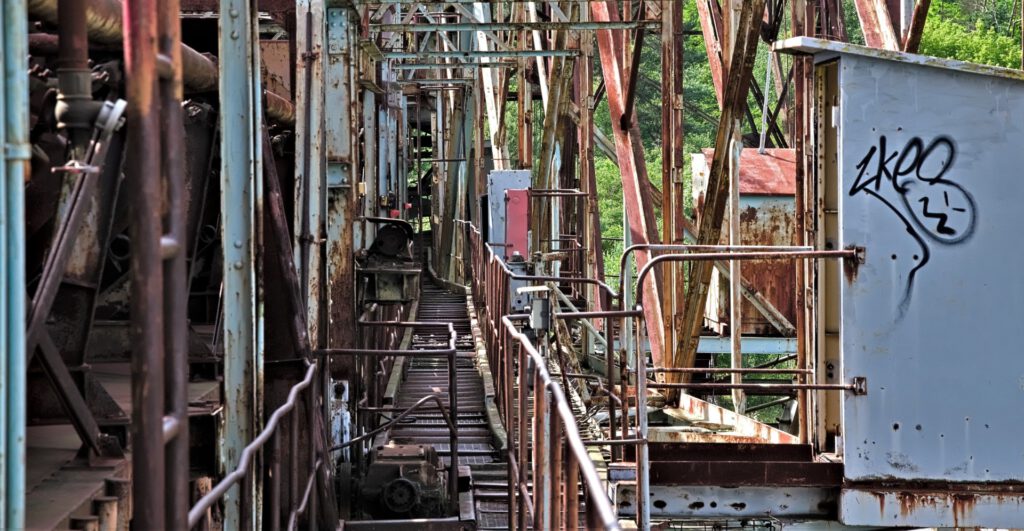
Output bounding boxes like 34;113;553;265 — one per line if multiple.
469;224;621;530
189;361;321;531
466;222;862;529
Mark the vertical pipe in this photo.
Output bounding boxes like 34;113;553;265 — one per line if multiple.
158;0;189;527
516;344;528;528
447;348;459;513
728;133;745;415
269;430;281;531
2;0;30;525
565;447;579;531
219;0;262;526
56;0;94;157
550;414;563;531
532;371;549;531
635;314;649;530
124;0;166;526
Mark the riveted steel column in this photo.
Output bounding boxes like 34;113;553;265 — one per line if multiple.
218;0;263;527
2;0;29;526
325;6;356;375
295;0;325;346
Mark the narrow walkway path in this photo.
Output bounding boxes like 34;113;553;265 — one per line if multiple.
385;281;510;528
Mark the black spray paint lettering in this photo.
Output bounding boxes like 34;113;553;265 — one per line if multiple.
850;135;977;316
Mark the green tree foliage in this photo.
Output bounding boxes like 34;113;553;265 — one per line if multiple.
919;8;1022;68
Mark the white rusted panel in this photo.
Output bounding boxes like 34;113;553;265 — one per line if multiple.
820;45;1024;482
486;170;531;247
840;488;1024;528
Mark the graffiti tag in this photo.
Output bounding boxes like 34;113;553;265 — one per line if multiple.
849;135;976;316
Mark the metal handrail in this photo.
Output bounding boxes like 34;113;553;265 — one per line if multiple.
188;361;318;528
633;249;858;306
330;394;456;452
502;316;621;531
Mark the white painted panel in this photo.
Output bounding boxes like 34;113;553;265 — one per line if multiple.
837;53;1024;482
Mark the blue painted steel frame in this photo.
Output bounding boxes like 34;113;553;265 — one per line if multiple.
2;1;28;527
218;0;264;528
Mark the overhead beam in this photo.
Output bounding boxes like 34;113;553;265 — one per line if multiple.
591;0;666;366
382;49;578;59
372;21;659;31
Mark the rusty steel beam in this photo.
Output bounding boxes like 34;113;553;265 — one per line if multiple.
662;0;685;361
902;0;930;53
591;0;666;366
792;0;814;444
695;0;725;107
853;0;901;50
673;0;766;395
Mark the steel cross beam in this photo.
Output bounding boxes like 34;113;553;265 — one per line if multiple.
853;0;901;50
591;0;666;366
372;20;658;31
382;49;579;58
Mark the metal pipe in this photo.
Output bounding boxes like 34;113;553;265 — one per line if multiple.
158;0;188;526
635;308;649;530
124;0;166;526
647;382;860;391
650;366;813;374
616;243;811;305
56;0;100;156
634;249;858;306
4;0;30;525
27;0;294;123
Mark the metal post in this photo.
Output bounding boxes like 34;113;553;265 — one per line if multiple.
635;313;650;530
2;0;29;525
728;133;746;414
158;0;189;526
124;0;166;526
218;0;263;527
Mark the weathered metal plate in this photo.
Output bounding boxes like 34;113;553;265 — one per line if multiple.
827;49;1024;482
615;484;836;519
840;488;1024;528
485;170;531;248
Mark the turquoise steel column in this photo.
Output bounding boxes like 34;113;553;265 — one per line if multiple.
0;6;8;523
218;0;263;528
3;0;29;527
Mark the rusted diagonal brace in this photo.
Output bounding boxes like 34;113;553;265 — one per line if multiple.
853;0;900;50
591;0;666;366
673;0;767;397
902;0;930;53
37;331;104;454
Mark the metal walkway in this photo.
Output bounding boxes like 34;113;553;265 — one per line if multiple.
386;281;511;529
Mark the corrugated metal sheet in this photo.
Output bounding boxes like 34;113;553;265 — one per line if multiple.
697;148;796;196
691;151;797;335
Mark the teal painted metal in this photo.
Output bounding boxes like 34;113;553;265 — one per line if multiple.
0;7;9;523
2;0;28;527
218;0;263;528
325;5;354;354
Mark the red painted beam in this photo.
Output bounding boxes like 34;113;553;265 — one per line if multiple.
591;0;666;366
